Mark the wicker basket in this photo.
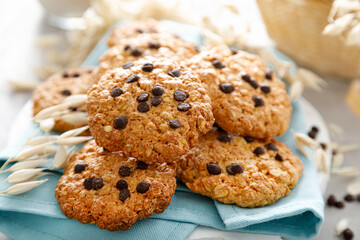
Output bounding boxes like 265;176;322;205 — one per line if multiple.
256;0;360;80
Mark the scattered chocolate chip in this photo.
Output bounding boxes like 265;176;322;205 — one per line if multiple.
92;178;104;190
122;61;134;69
253;147;266;155
169;119;181;129
168;69;181;77
111;86;123;98
142;63;154;72
124;45;131;51
152;86;164;96
245;78;259;89
219;83;234;93
265;143;278;151
357;194;360;202
230;47;238;55
149;40;160;49
137;161;148;170
63;72;69;78
72;73;80;78
212;59;225;69
119;189;130;202
114;116;128;130
320;143;327;150
252;95;264;107
344;194;354;202
61;89;72;96
119;166;131;177
335;201;345;209
103;147;110;153
126;74;140;83
84;178;93;190
327;195;336;206
151;96;162;106
131;48;142;57
136;28;144;33
177;103;191;112
275;153;283;161
136;182;150;193
311;126;319;133
116;179;128;190
174;90;188;101
137;93;149;102
342;228;354;240
265;70;273;80
226;164;244;175
240;72;251;82
217;134;232;143
137;102;150;113
74;163;87;173
69;107;78;111
244;136;255;143
207;163;221;175
308;130;318;139
260;84;271;94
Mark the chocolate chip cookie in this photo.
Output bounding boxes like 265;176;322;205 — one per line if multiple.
87;57;214;163
55;140;177;231
186;46;292;140
175;127;303;208
32;67;95;134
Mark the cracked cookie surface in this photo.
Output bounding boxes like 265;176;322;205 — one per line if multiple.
55;140;177;231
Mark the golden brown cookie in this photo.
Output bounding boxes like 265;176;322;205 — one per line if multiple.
55;140;177;231
185;46;292;140
32;67;95;134
87;57;214;163
175;127;303;208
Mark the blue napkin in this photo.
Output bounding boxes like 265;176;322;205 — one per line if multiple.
0;20;324;240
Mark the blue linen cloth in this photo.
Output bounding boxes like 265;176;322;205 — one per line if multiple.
0;20;324;240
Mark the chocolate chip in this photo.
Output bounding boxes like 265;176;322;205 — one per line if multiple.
245;78;259;89
344;194;354;202
137;161;148;170
124;45;131;51
244;136;255;143
275;153;283;161
311;126;319;133
142;63;154;72
327;195;336;206
114;116;128;130
72;73;80;78
240;72;251;82
168;69;181;77
169;119;181;129
136;28;144;33
122;62;134;69
342;229;354;240
103;147;110;153
226;164;244;175
152;86;164;96
174;90;188;101
207;163;221;175
252;96;264;107
151;97;162;106
260;84;271;94
212;59;225;69
308;130;317;139
116;179;128;190
137;102;150;113
84;178;93;190
61;89;72;96
253;147;266;155
69;107;78;111
335;201;345;209
74;163;87;173
219;83;234;93
217;134;232;143
265;70;273;80
119;166;131;177
265;143;278;151
119;189;130;202
177;103;191;112
149;41;160;49
92;178;103;190
111;86;123;98
320;143;327;150
63;72;69;78
131;48;142;57
230;47;238;55
137;93;149;102
136;182;150;193
126;74;140;83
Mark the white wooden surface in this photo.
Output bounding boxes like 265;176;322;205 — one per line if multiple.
0;0;359;239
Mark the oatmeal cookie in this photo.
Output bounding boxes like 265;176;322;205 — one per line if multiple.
55;140;177;231
32;67;95;134
175;127;303;208
186;46;292;139
87;57;214;163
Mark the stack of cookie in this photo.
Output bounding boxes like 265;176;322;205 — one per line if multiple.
33;19;303;231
